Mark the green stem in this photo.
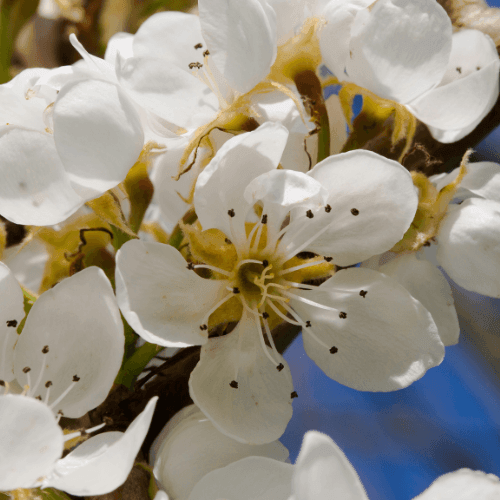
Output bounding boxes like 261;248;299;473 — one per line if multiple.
110;224;135;252
168;208;197;249
115;341;163;389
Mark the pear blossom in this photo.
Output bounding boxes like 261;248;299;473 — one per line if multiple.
0;393;158;494
319;0;500;143
116;122;443;445
151;404;289;500
187;430;500;500
0;64;144;226
364;159;500;348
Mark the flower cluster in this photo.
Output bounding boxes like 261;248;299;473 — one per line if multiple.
0;0;499;497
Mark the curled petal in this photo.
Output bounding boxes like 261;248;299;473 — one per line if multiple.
116;240;228;347
289;268;443;391
282;150;417;266
14;267;124;418
188;456;294;500
194;122;289;241
198;0;277;94
437;198;500;298
45;397;158;495
53;78;144;200
345;0;451;103
189;310;294;445
0;395;64;491
153;404;289;500
293;431;368;500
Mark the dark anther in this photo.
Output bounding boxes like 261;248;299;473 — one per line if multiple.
277;363;284;372
359;290;368;298
305;320;312;328
200;324;208;331
330;346;339;354
477;66;481;71
456;67;462;74
339;311;347;319
351;208;360;216
325;204;332;213
228;209;235;217
35;395;42;400
188;62;203;69
73;375;80;382
225;238;232;244
306;209;314;219
6;319;17;328
203;50;210;57
423;241;431;247
261;214;268;224
187;262;195;270
0;380;4;386
45;381;53;388
230;380;239;389
262;259;269;267
194;43;203;49
22;367;31;373
233;287;240;294
262;312;270;319
42;345;49;354
291;391;298;399
324;256;333;262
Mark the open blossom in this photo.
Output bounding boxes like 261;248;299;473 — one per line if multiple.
364;158;500;348
320;0;500;142
0;63;144;226
0;263;158;495
187;430;500;500
116;122;444;445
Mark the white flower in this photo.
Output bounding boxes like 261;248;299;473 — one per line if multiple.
116;122;443;444
151;404;289;500
319;0;500;143
0;64;144;226
0;393;158;494
187;430;500;500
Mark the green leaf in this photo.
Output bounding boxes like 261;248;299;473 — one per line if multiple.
39;488;72;500
0;0;40;83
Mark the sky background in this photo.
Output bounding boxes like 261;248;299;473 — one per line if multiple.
280;4;500;498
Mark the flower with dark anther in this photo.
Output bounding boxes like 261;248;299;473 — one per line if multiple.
186;430;500;500
364;154;500;348
116;122;444;445
320;0;500;144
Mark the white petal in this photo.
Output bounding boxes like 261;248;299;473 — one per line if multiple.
0;394;64;491
0;263;25;382
267;0;307;44
282;150;418;266
375;253;459;346
293;431;368;500
456;162;500;203
188;456;294;500
133;11;204;70
437;198;500;298
345;0;451;103
45;396;158;495
0;127;83;225
153;404;289;500
53;78;144;200
116;55;219;131
189;310;294;445
194;122;289;240
115;240;228;347
413;469;500;500
319;0;372;80
407;31;499;132
289;268;444;391
198;0;276;94
104;32;134;66
14;267;124;418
